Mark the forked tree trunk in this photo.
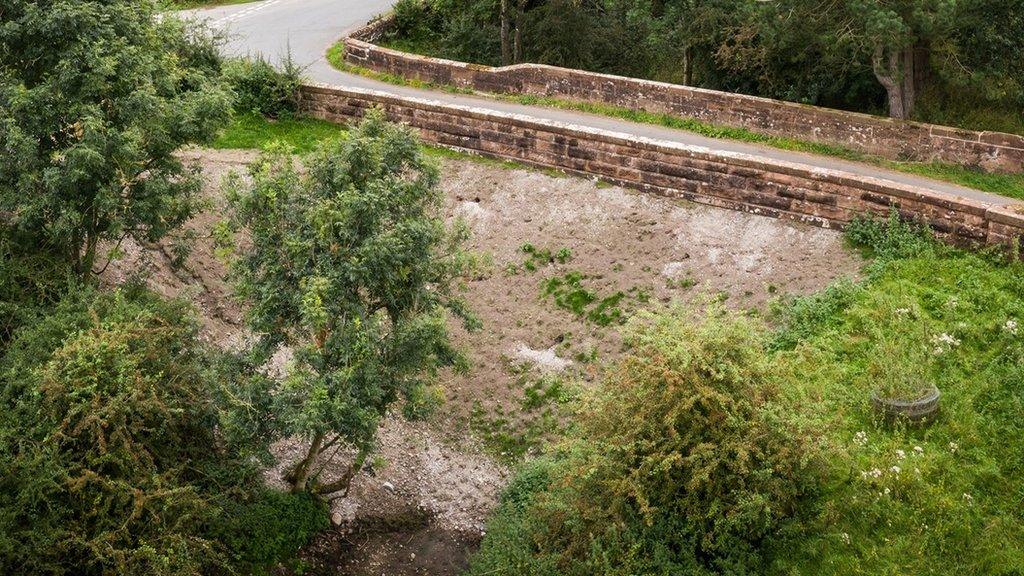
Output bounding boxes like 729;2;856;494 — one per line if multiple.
289;432;325;493
315;449;370;496
872;43;927;120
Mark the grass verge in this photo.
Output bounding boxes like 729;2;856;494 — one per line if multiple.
212;112;345;154
327;41;1024;201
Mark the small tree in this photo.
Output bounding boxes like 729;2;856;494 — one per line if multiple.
224;111;475;495
0;0;232;278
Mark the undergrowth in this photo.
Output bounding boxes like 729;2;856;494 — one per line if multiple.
470;371;577;464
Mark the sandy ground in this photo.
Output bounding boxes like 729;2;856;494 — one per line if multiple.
104;148;863;575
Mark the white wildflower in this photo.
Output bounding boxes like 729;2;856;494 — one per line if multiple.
932;333;961;346
841;532;851;545
931;332;961;354
890;466;901;474
895;449;906;460
884;487;891;495
913;446;924;455
1004;319;1019;336
861;468;883;480
949;441;959;454
895;308;911;316
962;493;973;503
854;431;869;446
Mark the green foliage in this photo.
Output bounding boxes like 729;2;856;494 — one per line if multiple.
0;0;232;278
223;111;476;494
845;210;938;260
863;336;937;401
402;383;446;420
223;55;303;119
387;0;1023;131
214;489;329;572
0;287;247;574
770;280;861;351
470;371;574;463
0;237;74;349
519;243;573;272
542;272;626;326
468;305;818;575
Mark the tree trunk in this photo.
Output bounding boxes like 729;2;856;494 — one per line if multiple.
682;45;693;86
900;46;916;119
315;449;370;496
872;44;913;120
289;432;325;493
500;0;512;65
513;0;525;63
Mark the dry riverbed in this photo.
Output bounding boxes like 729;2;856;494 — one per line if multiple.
104;148;863;575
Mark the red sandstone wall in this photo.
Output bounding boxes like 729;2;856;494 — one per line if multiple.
341;17;1024;174
298;83;1024;249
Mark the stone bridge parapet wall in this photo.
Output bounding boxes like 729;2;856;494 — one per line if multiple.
298;83;1024;249
342;15;1024;174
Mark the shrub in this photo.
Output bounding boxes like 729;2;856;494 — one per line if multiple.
223;55;303;119
0;236;73;349
0;286;256;575
845;210;937;261
390;0;439;40
769;279;860;351
214;489;329;572
468;304;820;575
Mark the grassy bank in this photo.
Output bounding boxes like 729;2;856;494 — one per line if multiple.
213;112;345;153
327;42;1024;201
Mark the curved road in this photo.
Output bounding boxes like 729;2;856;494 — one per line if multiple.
182;0;1014;207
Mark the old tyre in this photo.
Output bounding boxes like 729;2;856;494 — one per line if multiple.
871;385;940;424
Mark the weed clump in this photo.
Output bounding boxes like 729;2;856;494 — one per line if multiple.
542;272;627;326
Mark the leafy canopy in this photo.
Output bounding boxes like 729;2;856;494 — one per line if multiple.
0;0;232;277
223;111;476;494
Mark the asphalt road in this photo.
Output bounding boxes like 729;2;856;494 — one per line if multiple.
180;0;1013;206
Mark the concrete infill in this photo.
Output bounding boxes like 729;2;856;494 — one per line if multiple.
298;83;1024;249
341;15;1024;174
